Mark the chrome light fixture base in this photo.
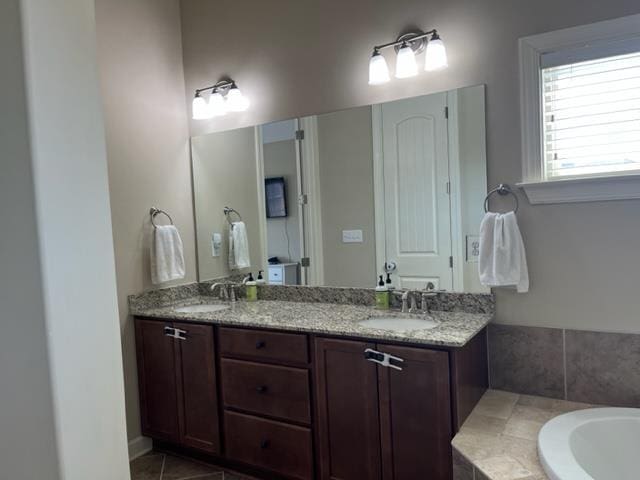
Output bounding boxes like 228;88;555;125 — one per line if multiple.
393;31;427;55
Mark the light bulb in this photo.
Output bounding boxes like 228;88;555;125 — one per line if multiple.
425;34;448;71
208;91;227;116
368;50;390;85
226;85;250;112
395;42;418;78
192;94;212;120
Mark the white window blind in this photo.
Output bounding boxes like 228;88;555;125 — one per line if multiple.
541;51;640;179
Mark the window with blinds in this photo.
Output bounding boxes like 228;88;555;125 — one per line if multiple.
541;51;640;179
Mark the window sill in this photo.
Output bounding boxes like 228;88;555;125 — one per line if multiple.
518;174;640;204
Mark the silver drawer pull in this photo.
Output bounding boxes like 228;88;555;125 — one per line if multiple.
364;348;404;371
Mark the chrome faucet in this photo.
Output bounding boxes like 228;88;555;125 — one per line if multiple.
401;291;419;314
210;282;226;299
421;282;443;314
210;282;239;302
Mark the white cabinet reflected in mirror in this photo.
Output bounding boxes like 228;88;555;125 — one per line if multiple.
191;84;488;292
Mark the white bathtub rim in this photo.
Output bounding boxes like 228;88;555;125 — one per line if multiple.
538;407;640;480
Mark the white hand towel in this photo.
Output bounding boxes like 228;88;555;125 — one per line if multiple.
229;221;251;270
478;211;529;293
151;225;185;284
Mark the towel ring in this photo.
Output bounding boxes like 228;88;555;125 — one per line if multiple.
224;206;242;226
484;184;519;213
150;207;174;228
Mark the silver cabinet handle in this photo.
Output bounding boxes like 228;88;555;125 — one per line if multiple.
364;348;404;371
164;326;187;340
174;328;187;340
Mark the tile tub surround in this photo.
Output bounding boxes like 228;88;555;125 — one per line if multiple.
489;324;640;408
488;325;564;399
131;298;492;348
452;389;593;480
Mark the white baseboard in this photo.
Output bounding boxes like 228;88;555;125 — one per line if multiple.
128;435;153;460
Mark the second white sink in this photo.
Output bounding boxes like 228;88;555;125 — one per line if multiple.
174;304;230;313
359;315;439;332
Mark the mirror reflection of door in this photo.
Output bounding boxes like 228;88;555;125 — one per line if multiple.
260;120;303;285
374;93;453;291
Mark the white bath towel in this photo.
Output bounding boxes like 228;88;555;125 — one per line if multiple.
151;225;185;284
229;221;251;270
478;212;529;293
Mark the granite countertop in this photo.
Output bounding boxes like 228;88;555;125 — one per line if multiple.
452;389;594;480
130;297;492;348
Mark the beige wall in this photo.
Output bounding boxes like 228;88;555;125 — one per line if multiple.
180;0;640;333
317;107;377;287
192;128;264;280
264;140;302;263
95;0;195;444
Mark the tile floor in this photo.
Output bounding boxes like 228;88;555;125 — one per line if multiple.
130;451;257;480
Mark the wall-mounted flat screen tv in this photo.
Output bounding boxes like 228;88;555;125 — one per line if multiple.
265;177;287;218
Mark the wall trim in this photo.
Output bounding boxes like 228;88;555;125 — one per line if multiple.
518;173;640;204
128;435;153;460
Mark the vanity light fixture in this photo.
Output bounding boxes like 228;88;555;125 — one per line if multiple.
368;29;448;85
191;78;249;120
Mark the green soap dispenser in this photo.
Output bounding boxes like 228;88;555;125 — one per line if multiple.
375;275;390;310
245;272;257;302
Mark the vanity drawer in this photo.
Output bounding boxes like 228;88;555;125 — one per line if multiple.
224;411;313;480
218;327;309;365
221;358;311;424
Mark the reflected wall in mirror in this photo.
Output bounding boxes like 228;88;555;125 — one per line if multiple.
191;85;488;292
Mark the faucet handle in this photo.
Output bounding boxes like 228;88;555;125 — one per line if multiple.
409;294;418;313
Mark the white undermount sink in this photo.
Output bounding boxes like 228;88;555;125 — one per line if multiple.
173;304;230;313
359;315;439;332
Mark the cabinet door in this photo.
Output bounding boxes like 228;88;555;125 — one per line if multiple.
377;345;452;480
315;338;381;480
135;319;180;442
174;322;221;454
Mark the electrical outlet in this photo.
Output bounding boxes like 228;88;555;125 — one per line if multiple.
466;235;480;262
212;233;222;257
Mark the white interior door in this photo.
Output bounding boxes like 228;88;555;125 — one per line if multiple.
376;93;452;290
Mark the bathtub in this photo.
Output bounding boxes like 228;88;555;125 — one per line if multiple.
538;407;640;480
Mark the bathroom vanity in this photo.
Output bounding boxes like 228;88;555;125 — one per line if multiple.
133;296;490;480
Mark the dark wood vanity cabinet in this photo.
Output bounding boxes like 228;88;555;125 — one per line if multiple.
135;319;220;454
135;318;487;480
315;338;453;480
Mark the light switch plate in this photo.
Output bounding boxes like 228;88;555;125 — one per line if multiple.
342;229;363;243
466;235;480;262
212;233;222;257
